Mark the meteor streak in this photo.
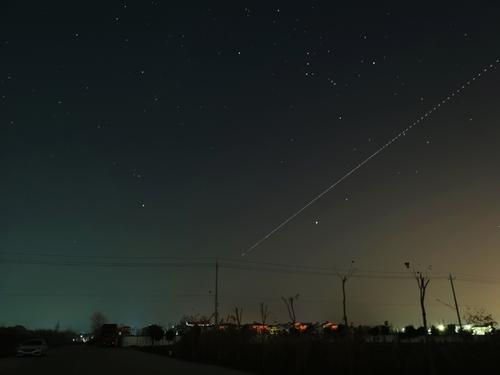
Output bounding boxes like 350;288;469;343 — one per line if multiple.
242;59;499;257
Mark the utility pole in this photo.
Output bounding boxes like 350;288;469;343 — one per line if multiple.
449;273;462;329
214;259;219;327
341;276;348;327
339;260;355;327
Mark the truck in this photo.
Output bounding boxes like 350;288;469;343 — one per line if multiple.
100;324;119;347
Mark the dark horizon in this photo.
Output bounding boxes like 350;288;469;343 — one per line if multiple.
2;2;500;333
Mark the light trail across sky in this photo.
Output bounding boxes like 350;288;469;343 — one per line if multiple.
241;59;500;257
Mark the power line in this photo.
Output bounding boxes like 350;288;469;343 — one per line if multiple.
1;254;499;285
0;250;216;261
0;251;428;274
0;291;213;299
0;251;490;281
0;255;439;278
0;258;213;268
1;290;496;313
241;59;500;256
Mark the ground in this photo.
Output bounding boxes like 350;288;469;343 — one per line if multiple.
0;345;248;375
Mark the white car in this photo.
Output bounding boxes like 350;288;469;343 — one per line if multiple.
16;339;48;357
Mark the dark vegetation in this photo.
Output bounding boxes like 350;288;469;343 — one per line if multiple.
0;325;76;357
164;325;500;374
142;324;165;346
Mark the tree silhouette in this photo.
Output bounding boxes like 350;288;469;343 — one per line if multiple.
232;306;243;326
144;324;164;346
259;302;270;325
405;262;431;332
464;307;497;327
281;294;299;323
90;312;107;335
165;329;176;342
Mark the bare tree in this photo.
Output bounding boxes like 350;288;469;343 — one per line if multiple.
232;306;243;326
464;307;497;327
259;302;270;325
405;262;431;332
223;313;232;325
90;312;108;335
281;294;299;323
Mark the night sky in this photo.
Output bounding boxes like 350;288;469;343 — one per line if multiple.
2;2;500;332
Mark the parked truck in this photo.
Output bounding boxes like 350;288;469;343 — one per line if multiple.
100;324;119;347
